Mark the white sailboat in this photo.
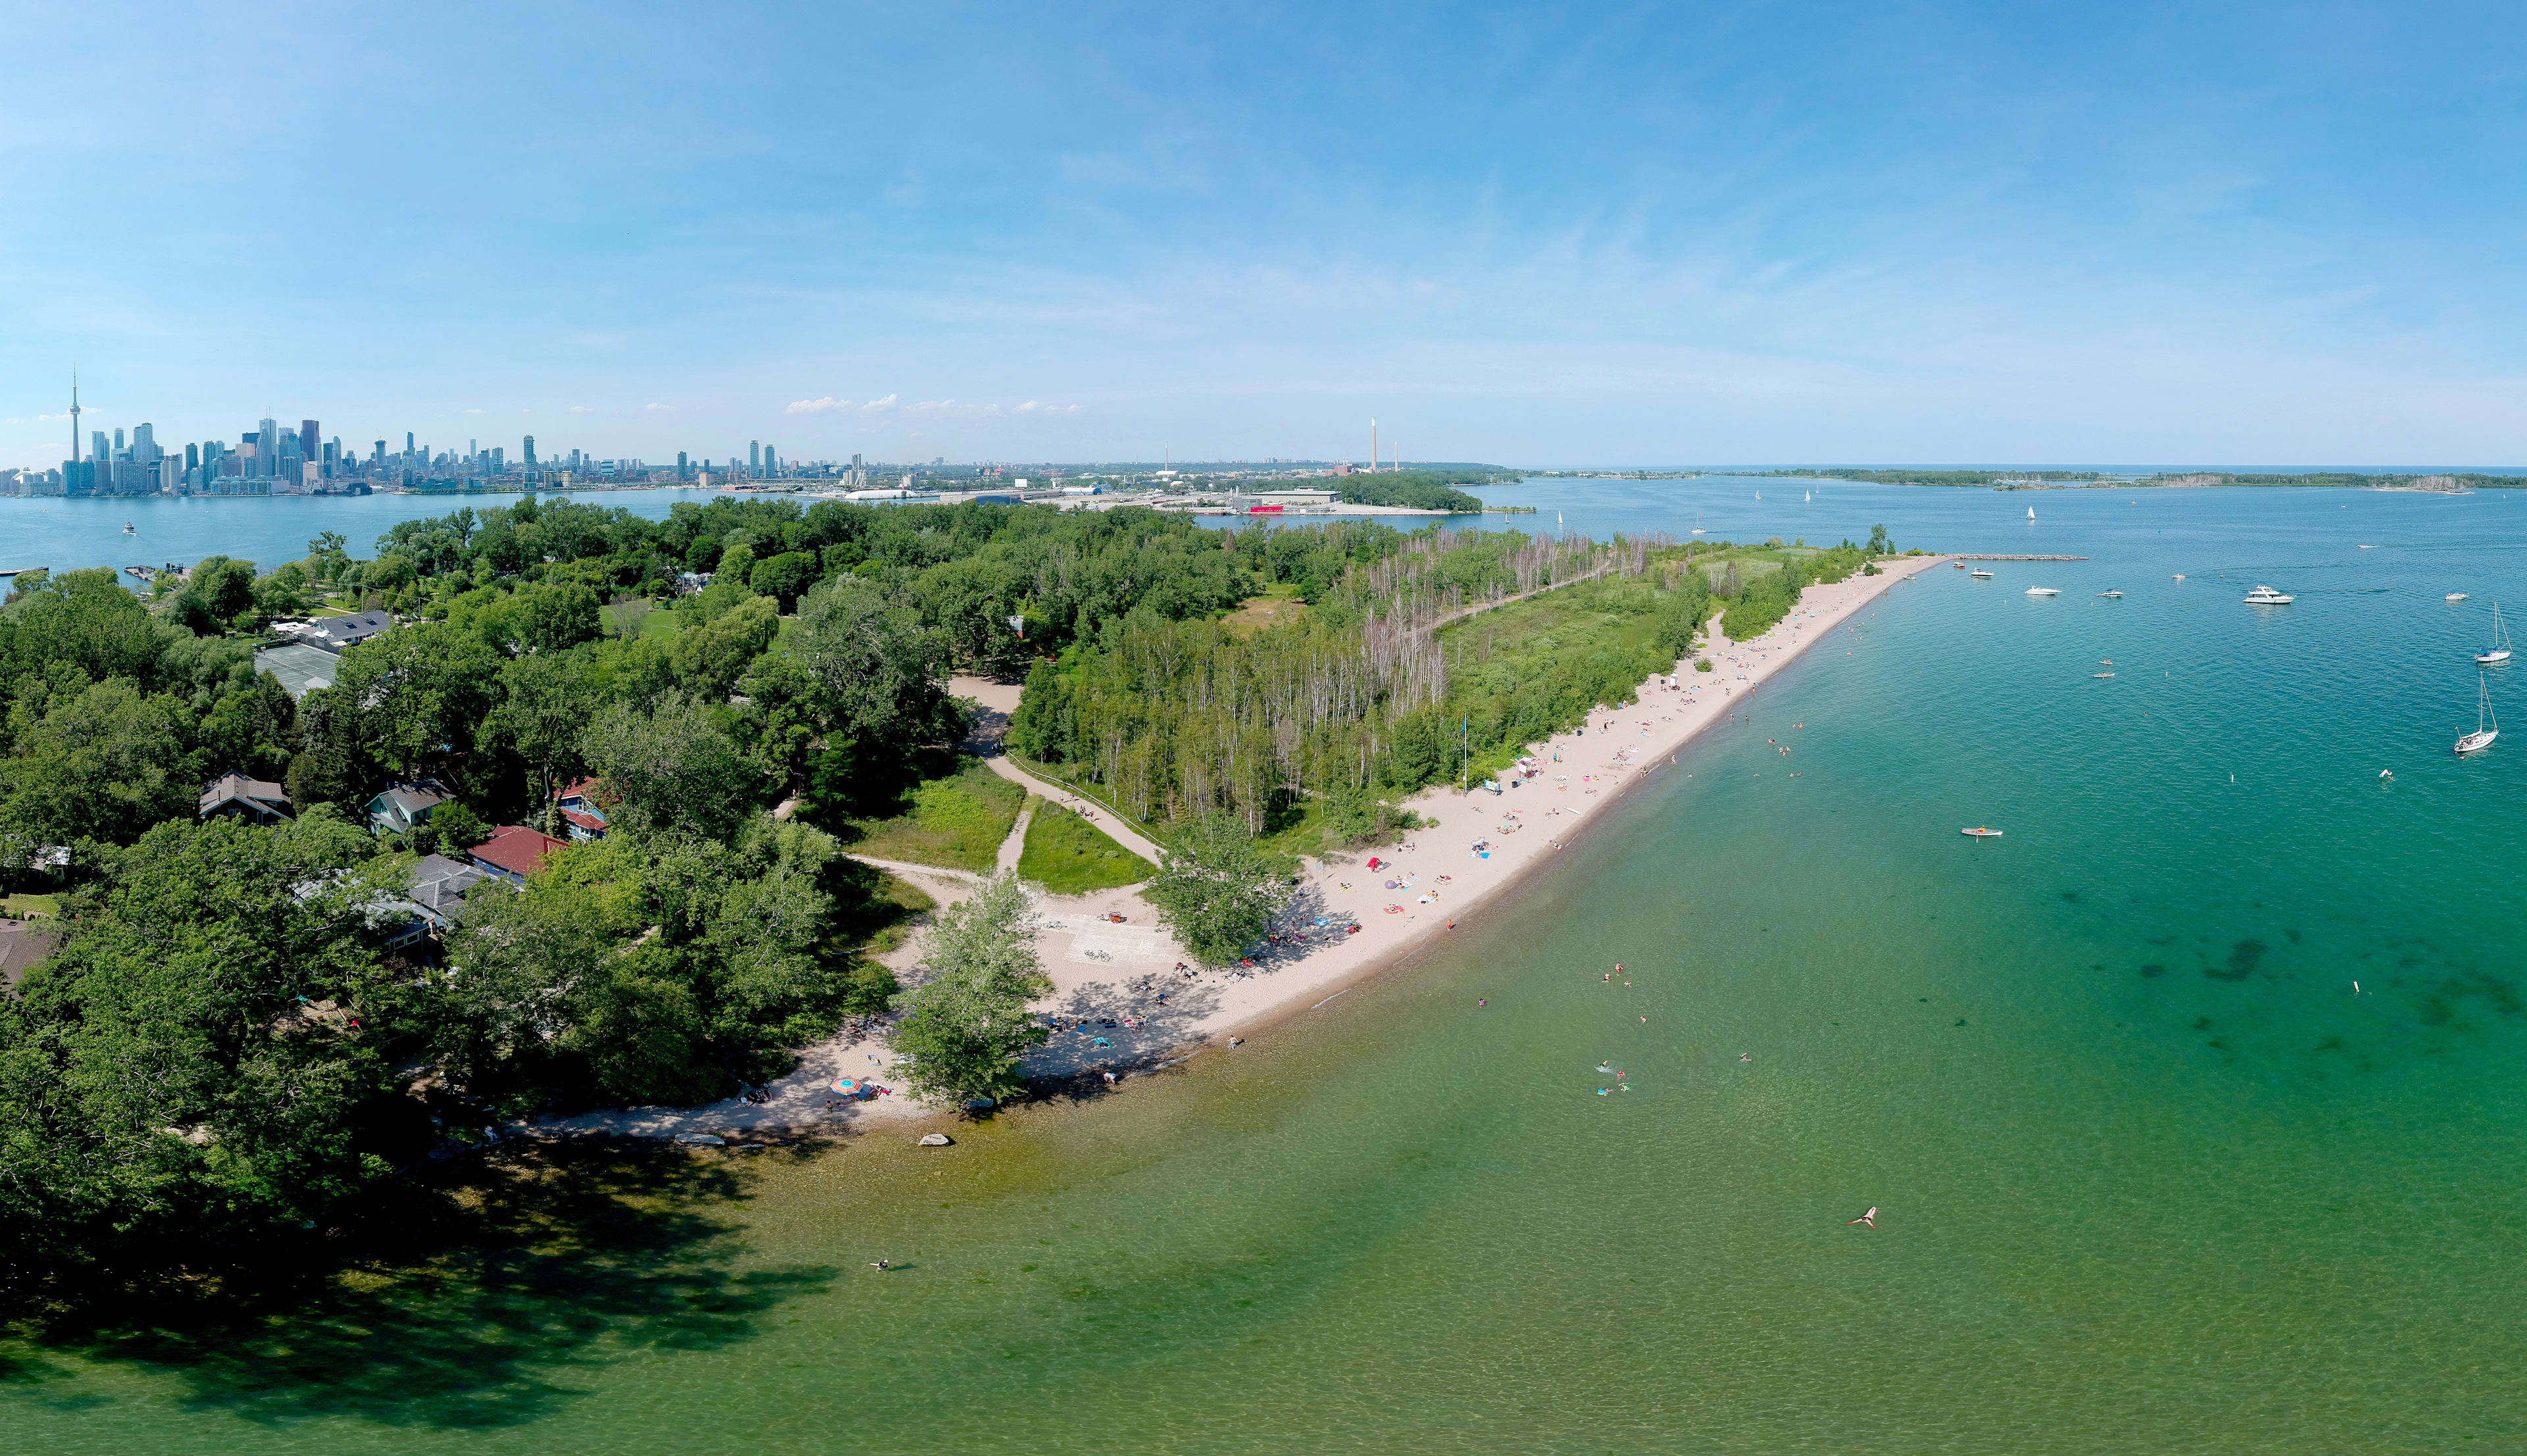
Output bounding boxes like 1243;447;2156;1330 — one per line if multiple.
1804;491;1812;502
2479;603;2513;665
2026;505;2035;520
2458;670;2499;754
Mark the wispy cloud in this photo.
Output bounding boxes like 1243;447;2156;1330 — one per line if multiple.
785;393;1075;420
786;393;904;414
644;401;674;412
463;407;486;414
569;405;596;413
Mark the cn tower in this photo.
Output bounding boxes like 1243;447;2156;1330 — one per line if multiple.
70;371;81;463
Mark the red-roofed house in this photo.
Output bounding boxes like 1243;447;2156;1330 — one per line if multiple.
551;777;610;841
465;825;568;884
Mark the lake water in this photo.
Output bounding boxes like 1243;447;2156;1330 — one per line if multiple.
0;488;729;581
13;479;2527;1453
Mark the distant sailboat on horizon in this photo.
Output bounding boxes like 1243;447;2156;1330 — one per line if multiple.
2026;505;2035;520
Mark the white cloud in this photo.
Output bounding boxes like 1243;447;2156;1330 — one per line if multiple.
569;405;596;413
1015;400;1083;414
463;407;486;414
787;392;912;414
644;401;674;412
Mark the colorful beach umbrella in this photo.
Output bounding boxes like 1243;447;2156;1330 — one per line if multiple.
831;1078;863;1093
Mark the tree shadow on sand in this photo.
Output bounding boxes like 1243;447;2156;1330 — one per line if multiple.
2;1140;835;1430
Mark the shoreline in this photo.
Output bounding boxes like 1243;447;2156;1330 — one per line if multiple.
517;552;1950;1147
1161;551;1951;1052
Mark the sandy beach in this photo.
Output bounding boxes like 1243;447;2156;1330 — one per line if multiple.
523;553;1948;1143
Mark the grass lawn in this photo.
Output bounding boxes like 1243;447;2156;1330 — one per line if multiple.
2;893;61;918
603;597;655;638
1017;799;1154;893
843;758;1027;872
834;869;934;957
1221;583;1310;638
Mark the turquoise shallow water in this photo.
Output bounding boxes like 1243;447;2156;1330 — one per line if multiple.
13;483;2527;1453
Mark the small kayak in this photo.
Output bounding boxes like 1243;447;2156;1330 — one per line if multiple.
2093;672;2115;678
1961;826;2003;838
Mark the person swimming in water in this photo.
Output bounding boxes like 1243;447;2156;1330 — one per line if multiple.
1847;1207;1877;1229
1739;1052;1752;1063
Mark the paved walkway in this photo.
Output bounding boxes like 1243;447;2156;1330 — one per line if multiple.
951;674;1167;867
845;854;987;886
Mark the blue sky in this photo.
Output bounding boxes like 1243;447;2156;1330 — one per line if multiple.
5;0;2526;469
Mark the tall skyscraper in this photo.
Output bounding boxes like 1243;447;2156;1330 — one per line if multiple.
676;450;688;476
523;435;536;466
405;431;415;456
301;420;319;459
93;430;109;462
749;441;761;473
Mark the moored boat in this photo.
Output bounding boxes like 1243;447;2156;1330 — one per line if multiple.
2478;603;2512;665
1961;826;2003;838
2458;669;2499;754
2243;584;2293;605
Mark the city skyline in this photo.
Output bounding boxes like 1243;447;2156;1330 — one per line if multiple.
10;4;2527;468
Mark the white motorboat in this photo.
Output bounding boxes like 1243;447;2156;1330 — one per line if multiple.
2458;670;2499;754
2097;590;2123;597
1970;568;1995;578
2242;585;2294;605
2448;592;2469;602
2479;603;2513;665
2026;586;2060;596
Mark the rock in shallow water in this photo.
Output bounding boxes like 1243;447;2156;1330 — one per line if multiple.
919;1132;954;1147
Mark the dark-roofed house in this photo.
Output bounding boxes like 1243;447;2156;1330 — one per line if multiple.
468;825;567;884
306;611;394;654
200;772;292;824
552;778;609;841
1;918;64;992
378;853;492;951
366;779;450;838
